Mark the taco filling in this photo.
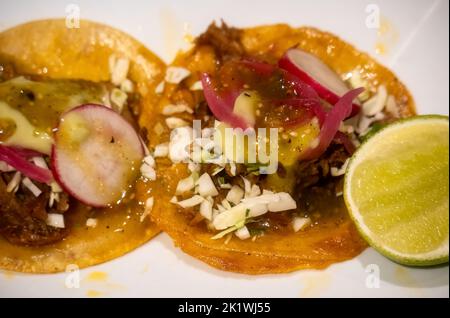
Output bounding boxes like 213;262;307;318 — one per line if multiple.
0;19;165;273
149;22;415;273
0;55;149;245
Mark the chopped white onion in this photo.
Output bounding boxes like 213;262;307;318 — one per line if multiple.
221;199;232;210
235;226;251;240
108;54;117;77
331;159;350;177
49;191;59;208
176;175;196;194
241;176;251;196
22;177;42;197
176;195;204;208
46;213;65;228
241;193;283;207
102;90;112;108
155;81;165;94
219;183;232;189
212;204;247;230
31;157;48;169
248;204;268;217
140;154;157;180
110;88;128;112
143;155;155;167
162;104;193;115
110;57;130;86
267;193;297;212
49;182;63;207
226;185;244;205
249;184;261;198
196;173;219;197
120;79;134;93
190;80;203;91
86;218;98;228
166;117;189;129
165;66;191;84
292;217;311;232
177;173;298;233
200;199;213;221
169;127;194;162
358;112;386;135
362;85;387;116
6;171;21;193
154;143;169;158
140;164;156;181
347;71;370;101
385;95;399;117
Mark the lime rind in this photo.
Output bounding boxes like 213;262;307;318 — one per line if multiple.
344;115;449;266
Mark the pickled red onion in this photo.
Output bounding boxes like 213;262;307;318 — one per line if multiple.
300;88;364;160
201;73;250;130
0;145;53;183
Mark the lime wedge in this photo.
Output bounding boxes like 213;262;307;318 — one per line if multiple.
344;115;449;266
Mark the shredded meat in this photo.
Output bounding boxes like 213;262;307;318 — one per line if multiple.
197;22;245;61
0;176;68;246
295;144;350;190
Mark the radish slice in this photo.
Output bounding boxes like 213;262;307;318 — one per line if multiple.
279;48;360;117
52;104;144;207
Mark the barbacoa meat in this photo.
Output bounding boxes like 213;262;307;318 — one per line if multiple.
0;175;68;246
295;144;349;190
197;22;245;61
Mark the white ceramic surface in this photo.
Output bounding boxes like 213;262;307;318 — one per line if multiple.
0;0;448;298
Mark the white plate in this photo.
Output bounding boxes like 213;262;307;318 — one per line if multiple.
0;0;448;298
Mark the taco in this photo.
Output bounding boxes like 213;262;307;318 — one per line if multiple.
149;23;416;274
0;19;166;273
